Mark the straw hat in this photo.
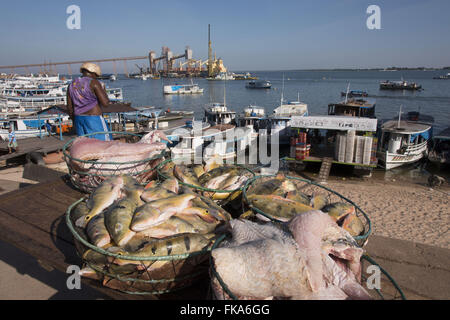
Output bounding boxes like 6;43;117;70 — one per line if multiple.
80;62;101;77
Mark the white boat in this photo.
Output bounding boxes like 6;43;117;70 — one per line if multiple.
204;103;236;126
267;89;308;145
0;115;70;140
163;83;204;95
207;72;235;81
236;105;265;145
170;123;236;160
109;75;117;81
106;88;123;102
377;117;432;170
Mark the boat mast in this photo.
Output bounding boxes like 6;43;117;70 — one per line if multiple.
345;82;350;103
397;105;403;128
280;74;285;105
223;81;226;108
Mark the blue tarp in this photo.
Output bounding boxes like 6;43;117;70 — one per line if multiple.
410;129;431;142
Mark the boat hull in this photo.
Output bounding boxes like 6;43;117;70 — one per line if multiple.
377;150;427;170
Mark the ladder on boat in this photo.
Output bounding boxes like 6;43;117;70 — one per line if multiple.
318;157;333;183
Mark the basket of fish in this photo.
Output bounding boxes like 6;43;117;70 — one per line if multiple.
242;174;371;245
62;130;169;193
156;158;255;203
209;215;406;300
66;174;231;295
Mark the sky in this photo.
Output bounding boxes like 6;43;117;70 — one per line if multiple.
0;0;449;73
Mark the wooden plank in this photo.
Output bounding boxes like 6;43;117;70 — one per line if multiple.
0;178;210;299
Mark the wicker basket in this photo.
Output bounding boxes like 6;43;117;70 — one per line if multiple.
66;198;213;295
62;131;166;193
243;175;372;246
209;234;406;300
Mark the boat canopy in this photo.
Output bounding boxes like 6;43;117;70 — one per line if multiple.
409;130;431;143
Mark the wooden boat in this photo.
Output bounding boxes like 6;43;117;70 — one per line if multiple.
428;127;450;167
379;80;422;90
377;110;433;170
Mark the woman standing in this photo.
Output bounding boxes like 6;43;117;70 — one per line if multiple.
66;62;112;141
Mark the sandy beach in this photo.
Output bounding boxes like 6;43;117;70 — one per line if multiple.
325;179;449;249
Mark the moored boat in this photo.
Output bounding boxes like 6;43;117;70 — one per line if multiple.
340;90;368;98
245;80;271;89
380;80;422;91
377;111;433;170
163;83;204;95
204;103;236;126
428;127;450;167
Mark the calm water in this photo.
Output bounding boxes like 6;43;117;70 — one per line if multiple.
110;70;450;133
106;70;449;181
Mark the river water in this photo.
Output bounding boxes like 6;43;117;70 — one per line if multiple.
107;70;450;181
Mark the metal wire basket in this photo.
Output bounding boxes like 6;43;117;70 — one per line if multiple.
209;234;406;300
62;131;166;193
66;198;216;295
242;175;371;246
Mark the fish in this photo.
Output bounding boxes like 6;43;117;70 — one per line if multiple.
107;233;212;269
189;194;231;221
105;188;144;246
211;210;371;300
341;212;365;237
198;166;237;186
285;190;311;205
204;157;222;172
76;176;125;227
131;194;196;231
246;178;283;196
322;203;356;224
130;216;199;240
310;194;328;210
86;213;111;248
144;180;159;190
173;165;201;187
70;135;167;164
78;266;102;280
204;172;232;190
247;194;315;222
159;161;176;178
138;130;169;144
160;178;179;194
177;206;219;224
140;187;175;202
211;237;312;299
192;165;206;179
121;175;140;188
288;210;369;297
175;213;220;234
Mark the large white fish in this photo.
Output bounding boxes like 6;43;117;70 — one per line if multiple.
211;213;372;300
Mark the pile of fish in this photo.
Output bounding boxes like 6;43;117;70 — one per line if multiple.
159;159;254;201
211;211;373;300
70;174;231;284
67;130;169;190
244;174;366;237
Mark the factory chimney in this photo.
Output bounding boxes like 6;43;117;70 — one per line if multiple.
208;24;213;77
